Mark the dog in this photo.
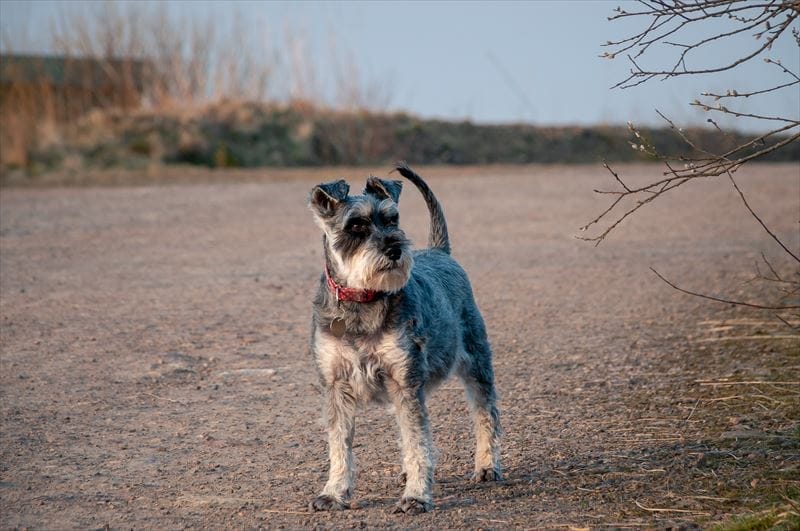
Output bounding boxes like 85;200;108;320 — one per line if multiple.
307;163;501;514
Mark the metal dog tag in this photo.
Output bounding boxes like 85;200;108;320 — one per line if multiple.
330;318;346;338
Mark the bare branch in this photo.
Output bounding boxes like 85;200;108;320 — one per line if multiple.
727;171;800;263
690;101;800;123
759;252;794;284
701;79;800;100
651;268;800;310
586;1;800;315
607;1;799;89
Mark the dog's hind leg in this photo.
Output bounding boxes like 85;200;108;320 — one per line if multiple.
310;384;356;511
460;323;502;482
387;382;434;514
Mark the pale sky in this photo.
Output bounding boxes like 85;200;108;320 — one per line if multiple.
2;0;798;132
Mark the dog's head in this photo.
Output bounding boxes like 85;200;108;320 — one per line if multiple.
309;176;413;293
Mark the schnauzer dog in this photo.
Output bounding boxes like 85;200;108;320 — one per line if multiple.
307;163;501;514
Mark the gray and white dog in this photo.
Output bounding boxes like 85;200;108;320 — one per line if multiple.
307;163;501;514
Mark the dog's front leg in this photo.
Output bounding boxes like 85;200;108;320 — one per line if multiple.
388;383;433;514
310;384;356;511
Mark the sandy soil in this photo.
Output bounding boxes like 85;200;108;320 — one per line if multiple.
1;163;798;529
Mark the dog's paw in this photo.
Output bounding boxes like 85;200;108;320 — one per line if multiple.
309;494;347;512
392;496;432;515
471;467;501;483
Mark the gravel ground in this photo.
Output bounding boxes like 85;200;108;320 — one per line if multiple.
1;163;798;529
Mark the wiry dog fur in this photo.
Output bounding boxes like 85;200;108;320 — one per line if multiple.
307;163;501;514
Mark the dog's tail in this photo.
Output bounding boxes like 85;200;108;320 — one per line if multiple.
395;162;451;255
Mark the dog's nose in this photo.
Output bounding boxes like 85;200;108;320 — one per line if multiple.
384;246;402;261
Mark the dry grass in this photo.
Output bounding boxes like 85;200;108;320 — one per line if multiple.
0;2;392;169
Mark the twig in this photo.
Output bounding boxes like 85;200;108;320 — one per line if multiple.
781;493;800;513
727;172;800;263
143;392;183;403
634;499;711;515
755;253;796;285
685;399;700;421
651;267;800;310
604;160;631;192
774;313;800;330
690;102;800;123
696;380;800;386
702;79;800;100
263;508;313;515
699;318;800;326
687;495;736;502
749;393;785;404
693;335;800;342
706;395;744;401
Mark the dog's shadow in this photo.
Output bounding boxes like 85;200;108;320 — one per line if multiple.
434;466;551;510
353;470;512;513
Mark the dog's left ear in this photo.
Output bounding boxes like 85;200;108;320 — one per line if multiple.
364;176;402;204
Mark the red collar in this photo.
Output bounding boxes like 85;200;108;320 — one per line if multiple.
325;264;383;303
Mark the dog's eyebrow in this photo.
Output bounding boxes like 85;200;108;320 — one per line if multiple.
346;201;373;219
378;200;398;217
343;206;373;227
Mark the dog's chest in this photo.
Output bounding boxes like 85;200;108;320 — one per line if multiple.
314;329;407;402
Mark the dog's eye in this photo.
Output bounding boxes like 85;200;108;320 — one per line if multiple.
348;220;370;234
383;214;399;227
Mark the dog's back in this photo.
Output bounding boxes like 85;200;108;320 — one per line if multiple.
400;247;488;386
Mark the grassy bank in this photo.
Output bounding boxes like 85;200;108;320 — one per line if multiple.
4;100;798;182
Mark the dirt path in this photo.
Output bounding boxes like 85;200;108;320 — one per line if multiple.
1;164;798;529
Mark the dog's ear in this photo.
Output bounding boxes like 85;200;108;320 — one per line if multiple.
309;180;349;216
364;176;402;204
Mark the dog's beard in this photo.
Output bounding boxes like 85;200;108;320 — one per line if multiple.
340;246;413;292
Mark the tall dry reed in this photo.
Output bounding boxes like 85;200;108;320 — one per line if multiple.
0;1;392;169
